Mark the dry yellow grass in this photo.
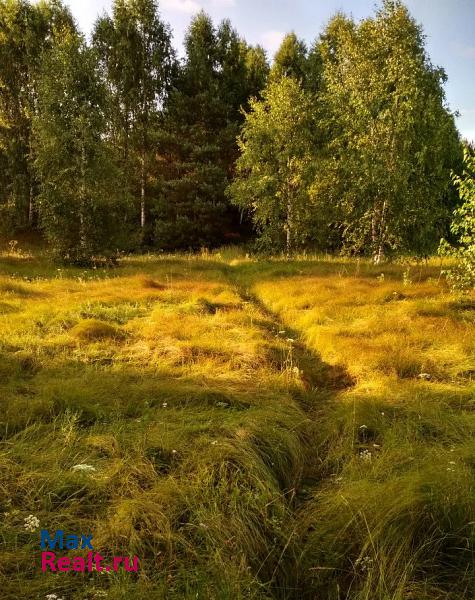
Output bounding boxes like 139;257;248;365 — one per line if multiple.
0;244;474;599
249;259;475;599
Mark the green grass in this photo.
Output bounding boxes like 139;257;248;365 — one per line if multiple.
0;243;474;599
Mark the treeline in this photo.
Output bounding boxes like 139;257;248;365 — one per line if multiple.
0;0;464;263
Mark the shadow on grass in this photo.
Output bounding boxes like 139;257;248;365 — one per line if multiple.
0;255;357;600
0;322;351;600
230;257;444;284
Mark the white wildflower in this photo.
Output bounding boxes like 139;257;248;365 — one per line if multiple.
355;555;373;572
417;373;432;381
92;563;111;576
71;464;96;473
24;514;40;532
359;449;372;462
162;402;168;408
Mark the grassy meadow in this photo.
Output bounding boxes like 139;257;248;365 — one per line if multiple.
0;243;474;599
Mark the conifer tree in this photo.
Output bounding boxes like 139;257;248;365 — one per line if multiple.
155;13;268;249
270;32;308;83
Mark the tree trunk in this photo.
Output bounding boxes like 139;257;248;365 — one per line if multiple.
372;200;387;265
28;131;36;227
28;181;34;227
140;151;146;231
371;212;378;262
286;194;293;257
79;138;87;258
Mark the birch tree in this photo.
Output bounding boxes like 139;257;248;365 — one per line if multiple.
228;77;317;254
93;0;174;238
33;30;130;263
317;0;460;262
0;0;75;231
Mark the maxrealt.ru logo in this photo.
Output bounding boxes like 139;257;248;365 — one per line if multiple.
40;530;138;574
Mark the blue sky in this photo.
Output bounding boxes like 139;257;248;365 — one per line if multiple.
65;0;475;142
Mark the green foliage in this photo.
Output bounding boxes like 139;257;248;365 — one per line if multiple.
314;0;461;262
0;0;467;260
93;0;175;237
0;0;75;232
270;32;308;82
32;30;132;264
270;32;323;94
439;149;475;289
228;76;318;253
155;13;269;250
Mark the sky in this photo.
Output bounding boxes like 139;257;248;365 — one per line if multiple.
64;0;475;142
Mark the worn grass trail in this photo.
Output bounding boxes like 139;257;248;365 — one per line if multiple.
242;258;475;600
1;248;474;600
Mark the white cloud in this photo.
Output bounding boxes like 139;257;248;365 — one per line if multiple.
260;30;285;58
161;0;201;14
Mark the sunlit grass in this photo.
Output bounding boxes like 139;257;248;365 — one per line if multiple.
0;244;310;600
251;259;475;600
0;241;474;599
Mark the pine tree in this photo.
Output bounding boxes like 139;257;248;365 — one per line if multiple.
270;32;308;83
155;13;268;249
